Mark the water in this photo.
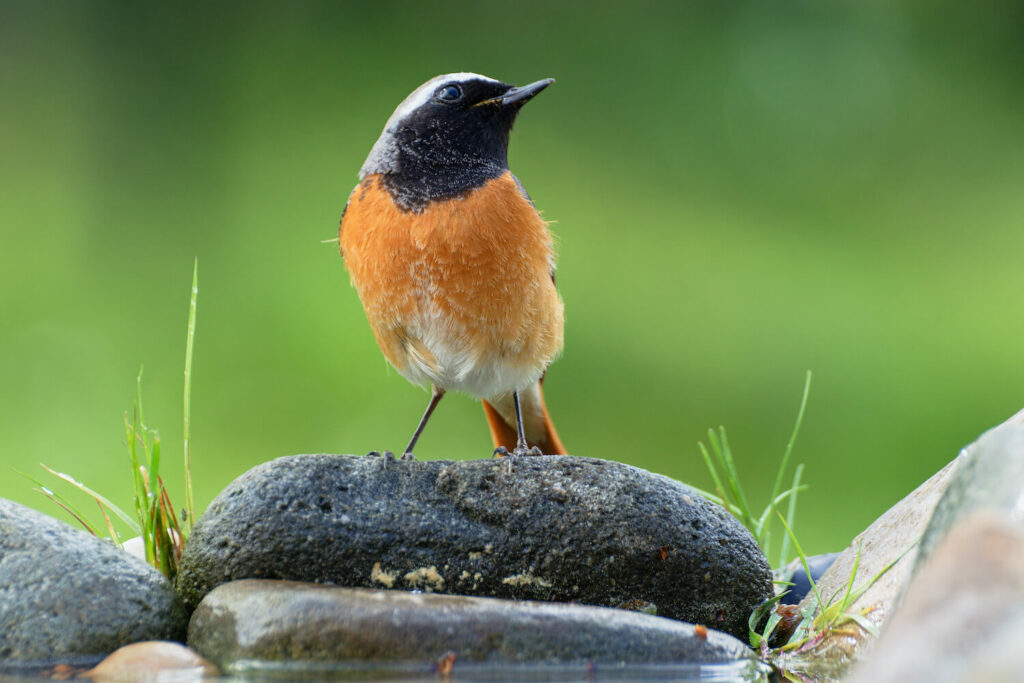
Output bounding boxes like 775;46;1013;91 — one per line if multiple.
1;659;777;682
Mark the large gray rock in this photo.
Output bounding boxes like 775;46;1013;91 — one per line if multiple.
847;409;1024;682
188;579;761;672
176;454;773;640
0;498;187;663
848;511;1024;683
916;410;1024;565
788;454;960;667
786;407;1024;677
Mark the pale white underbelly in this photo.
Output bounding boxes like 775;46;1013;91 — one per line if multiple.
394;316;547;400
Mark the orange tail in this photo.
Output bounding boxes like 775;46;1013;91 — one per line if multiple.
482;380;566;455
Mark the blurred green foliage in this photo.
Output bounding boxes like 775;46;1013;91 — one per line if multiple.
2;1;1022;559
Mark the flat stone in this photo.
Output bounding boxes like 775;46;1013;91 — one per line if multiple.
848;511;1024;683
0;498;187;663
176;454;774;640
188;579;759;671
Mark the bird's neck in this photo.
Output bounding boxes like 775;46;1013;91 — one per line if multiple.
381;146;508;212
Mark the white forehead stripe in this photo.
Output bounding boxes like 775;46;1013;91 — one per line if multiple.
359;73;502;180
384;73;500;133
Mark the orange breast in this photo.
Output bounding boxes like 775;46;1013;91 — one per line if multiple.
339;172;564;398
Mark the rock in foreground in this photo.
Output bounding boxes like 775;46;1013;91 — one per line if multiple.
790;455;960;666
849;511;1024;683
189;579;758;670
176;454;773;640
787;407;1024;678
0;498;187;663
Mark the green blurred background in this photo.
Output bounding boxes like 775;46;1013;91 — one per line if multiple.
2;1;1022;559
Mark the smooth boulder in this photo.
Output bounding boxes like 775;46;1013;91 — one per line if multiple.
176;454;773;640
83;641;219;680
915;411;1024;565
849;511;1024;683
0;498;187;663
789;455;960;666
188;579;760;671
787;407;1024;676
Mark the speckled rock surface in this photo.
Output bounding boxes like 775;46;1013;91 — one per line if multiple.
188;579;760;671
0;498;187;663
176;454;773;640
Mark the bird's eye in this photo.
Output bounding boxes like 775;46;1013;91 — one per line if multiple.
436;84;463;103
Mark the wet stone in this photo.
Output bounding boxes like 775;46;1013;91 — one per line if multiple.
175;454;774;640
83;641;219;680
188;579;761;670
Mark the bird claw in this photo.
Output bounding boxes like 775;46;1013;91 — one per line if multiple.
493;445;544;458
400;451;417;461
366;450;396;460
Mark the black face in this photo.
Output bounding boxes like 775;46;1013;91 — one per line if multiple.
395;79;520;173
381;77;549;211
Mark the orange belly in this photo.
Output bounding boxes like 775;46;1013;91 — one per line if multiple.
339;171;564;399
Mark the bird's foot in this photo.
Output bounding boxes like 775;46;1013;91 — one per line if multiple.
366;450;396;459
492;445;543;458
400;451;417;461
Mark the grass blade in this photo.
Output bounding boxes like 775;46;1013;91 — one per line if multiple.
95;499;122;546
845;611;880;638
40;464;141;534
748;594;784;648
840;541;863;617
34;487;99;536
712;428;758;534
183;258;198;531
778;463;805;567
755;483;808;533
778;511;822;612
698;440;732;511
16;469;96;529
768;370;811;515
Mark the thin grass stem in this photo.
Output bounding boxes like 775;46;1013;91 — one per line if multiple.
778;463;805;567
768;370;812;518
183;258;197;531
39;464;140;533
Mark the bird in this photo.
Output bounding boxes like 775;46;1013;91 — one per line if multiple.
338;73;565;458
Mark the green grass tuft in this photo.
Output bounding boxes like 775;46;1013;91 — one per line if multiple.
692;370;812;569
29;261;200;579
771;515;915;654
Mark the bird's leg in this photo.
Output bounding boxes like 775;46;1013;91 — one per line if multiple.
402;386;445;459
512;390;544;457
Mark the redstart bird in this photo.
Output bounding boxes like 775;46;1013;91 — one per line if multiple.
339;73;565;458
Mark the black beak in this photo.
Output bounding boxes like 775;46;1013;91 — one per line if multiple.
501;78;555;106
